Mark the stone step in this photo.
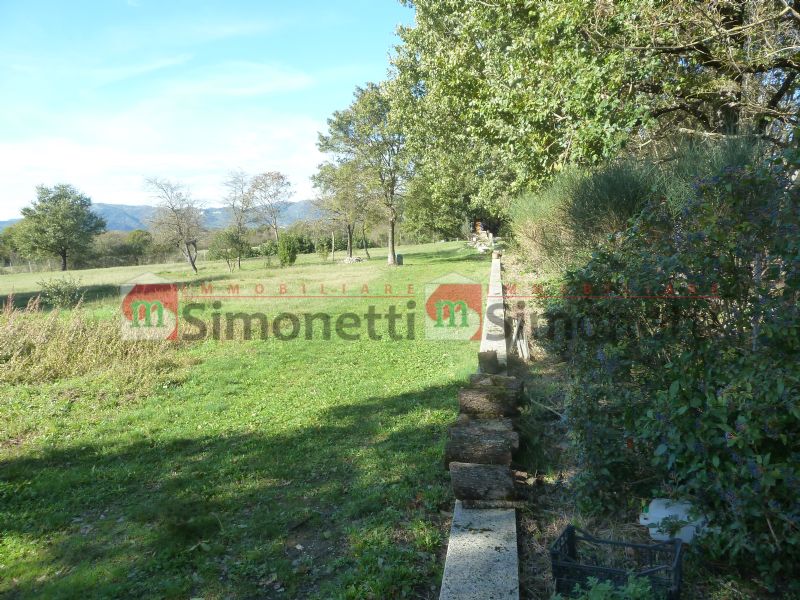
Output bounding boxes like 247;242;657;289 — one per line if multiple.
439;501;519;599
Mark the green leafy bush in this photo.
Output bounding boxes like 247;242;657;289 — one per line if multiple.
557;145;800;589
207;229;252;271
511;161;657;270
258;240;278;258
315;236;331;260
553;576;653;600
277;234;299;267
511;139;766;271
37;275;83;308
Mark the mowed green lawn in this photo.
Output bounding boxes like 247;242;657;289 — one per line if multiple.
0;242;489;599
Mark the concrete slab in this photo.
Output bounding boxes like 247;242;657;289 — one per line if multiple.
439;501;519;600
480;257;507;371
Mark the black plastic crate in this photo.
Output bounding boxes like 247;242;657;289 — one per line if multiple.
550;525;683;599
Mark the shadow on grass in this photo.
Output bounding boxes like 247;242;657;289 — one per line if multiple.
0;383;461;599
1;273;239;309
403;247;490;266
2;284;119;309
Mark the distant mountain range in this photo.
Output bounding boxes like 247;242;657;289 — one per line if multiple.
0;200;318;232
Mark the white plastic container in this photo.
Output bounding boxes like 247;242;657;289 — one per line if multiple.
639;498;706;543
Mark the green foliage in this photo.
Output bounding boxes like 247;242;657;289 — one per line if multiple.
0;224;21;265
257;239;278;258
318;82;406;262
512;139;768;271
552;575;653;600
392;1;797;227
315;236;331;259
511;161;656;270
293;233;315;255
558;145;800;588
16;184;106;270
393;0;651;215
312;159;378;256
37;275;83;308
402;168;468;240
277;234;299;267
208;229;252;270
126;229;154;262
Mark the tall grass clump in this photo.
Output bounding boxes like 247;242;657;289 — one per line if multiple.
0;296;181;390
510;136;767;270
654;135;767;211
511;160;656;270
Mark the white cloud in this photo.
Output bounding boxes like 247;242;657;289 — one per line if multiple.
89;54;193;85
0;57;326;219
159;61;315;98
0;110;324;218
101;18;287;54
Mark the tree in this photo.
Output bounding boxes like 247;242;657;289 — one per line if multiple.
126;229;153;265
312;160;376;258
249;171;291;242
392;0;800;225
358;195;385;259
392;1;643;216
601;0;800;142
209;228;249;272
15;184;106;271
318;83;406;265
224;169;255;269
277;234;299;266
0;223;22;266
403;166;470;241
146;177;203;273
93;231;129;266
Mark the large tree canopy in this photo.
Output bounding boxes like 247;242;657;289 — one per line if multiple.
16;184;106;271
393;0;800;223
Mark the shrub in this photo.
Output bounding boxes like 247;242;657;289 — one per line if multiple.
558;145;800;588
37;275;83;308
208;229;251;271
293;232;315;254
553;576;653;600
511;161;656;270
511;138;766;271
277;234;299;267
258;240;278;258
315;237;331;260
509;178;571;271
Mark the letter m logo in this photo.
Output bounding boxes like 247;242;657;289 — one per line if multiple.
434;299;469;328
424;275;483;341
120;279;179;340
130;300;165;327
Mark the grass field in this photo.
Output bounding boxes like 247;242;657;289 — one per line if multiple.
0;242;489;599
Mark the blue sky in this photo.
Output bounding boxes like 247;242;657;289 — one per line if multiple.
0;0;413;219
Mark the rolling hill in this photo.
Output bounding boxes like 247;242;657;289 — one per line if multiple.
0;200;318;232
